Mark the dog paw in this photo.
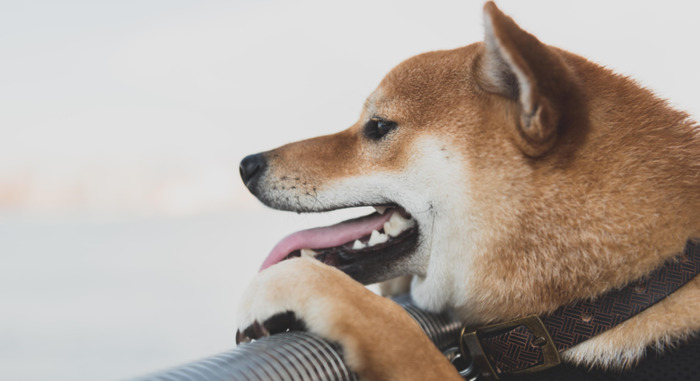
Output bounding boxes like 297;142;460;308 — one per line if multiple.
235;258;350;343
235;257;461;380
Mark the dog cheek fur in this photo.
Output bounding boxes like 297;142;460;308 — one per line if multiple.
390;136;484;312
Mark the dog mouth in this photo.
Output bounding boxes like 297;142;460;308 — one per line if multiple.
260;206;420;284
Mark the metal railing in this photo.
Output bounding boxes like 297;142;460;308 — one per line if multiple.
133;295;463;381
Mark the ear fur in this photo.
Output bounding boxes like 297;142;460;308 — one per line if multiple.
481;2;579;157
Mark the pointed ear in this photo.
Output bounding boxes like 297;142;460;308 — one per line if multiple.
481;2;579;157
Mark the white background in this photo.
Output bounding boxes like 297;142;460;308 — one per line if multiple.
1;1;699;379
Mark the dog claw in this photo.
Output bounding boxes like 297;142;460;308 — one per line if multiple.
253;320;270;338
237;312;306;346
239;320;271;344
236;329;252;345
236;312;306;345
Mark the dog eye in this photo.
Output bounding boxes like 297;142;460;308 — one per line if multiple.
364;118;397;140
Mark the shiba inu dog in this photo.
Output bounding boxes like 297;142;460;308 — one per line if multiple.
236;2;700;380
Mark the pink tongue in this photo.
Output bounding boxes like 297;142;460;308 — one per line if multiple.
260;210;394;271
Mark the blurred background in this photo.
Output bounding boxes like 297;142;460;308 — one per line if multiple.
1;0;699;379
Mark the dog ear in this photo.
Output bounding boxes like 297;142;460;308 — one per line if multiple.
480;2;578;157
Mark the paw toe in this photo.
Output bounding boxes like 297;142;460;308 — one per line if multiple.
236;311;306;346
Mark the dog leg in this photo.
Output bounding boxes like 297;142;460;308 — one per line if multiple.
236;258;461;381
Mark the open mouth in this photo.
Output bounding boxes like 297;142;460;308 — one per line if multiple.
260;206;420;284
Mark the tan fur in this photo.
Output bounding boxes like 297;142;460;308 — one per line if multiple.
238;258;462;380
238;2;700;379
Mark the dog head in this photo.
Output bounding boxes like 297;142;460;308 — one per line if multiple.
241;2;699;319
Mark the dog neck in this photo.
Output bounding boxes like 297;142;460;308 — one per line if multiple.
459;240;700;379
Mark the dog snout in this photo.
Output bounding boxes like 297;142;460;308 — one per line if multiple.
239;153;267;191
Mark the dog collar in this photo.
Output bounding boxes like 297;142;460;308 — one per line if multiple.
459;240;700;380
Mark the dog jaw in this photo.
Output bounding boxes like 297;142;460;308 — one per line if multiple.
256;133;481;288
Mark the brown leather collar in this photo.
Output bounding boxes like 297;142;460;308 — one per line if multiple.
460;240;700;380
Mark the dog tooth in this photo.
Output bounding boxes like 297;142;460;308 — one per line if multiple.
386;212;415;236
300;249;317;258
374;206;387;214
384;220;401;237
352;240;366;250
368;230;389;246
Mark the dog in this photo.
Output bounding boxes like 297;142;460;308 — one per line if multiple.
236;2;700;379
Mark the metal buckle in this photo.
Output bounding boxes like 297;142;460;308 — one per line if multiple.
459;315;561;381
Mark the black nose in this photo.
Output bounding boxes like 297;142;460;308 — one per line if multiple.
239;153;267;187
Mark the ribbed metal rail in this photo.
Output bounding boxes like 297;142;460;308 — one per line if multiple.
133;295;462;381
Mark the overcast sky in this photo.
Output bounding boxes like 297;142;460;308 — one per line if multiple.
1;0;699;217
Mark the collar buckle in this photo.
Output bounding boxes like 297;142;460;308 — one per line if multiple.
459;315;561;380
